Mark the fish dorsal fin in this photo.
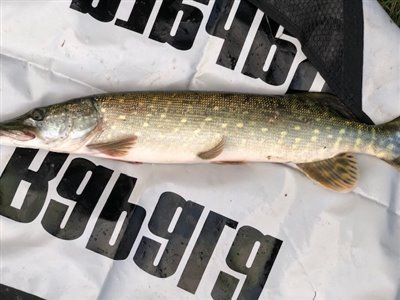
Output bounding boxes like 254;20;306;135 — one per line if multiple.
301;93;360;122
87;136;137;157
297;153;359;192
197;137;225;160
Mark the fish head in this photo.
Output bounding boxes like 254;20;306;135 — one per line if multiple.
0;99;100;150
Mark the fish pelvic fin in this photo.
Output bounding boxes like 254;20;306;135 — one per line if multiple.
297;153;359;192
87;136;137;157
197;136;225;160
377;116;400;171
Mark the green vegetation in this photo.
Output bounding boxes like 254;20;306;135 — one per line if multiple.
379;0;400;26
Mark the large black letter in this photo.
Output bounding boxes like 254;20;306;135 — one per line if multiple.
178;211;238;294
70;0;121;22
206;0;257;69
115;0;156;34
0;148;67;223
41;158;113;240
134;192;204;278
242;16;296;86
86;174;146;260
149;0;208;50
212;226;282;299
288;60;319;92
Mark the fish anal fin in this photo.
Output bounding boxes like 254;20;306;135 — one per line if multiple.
87;136;137;157
198;137;225;160
297;153;359;192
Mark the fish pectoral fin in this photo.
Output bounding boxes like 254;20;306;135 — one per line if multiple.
87;136;137;157
197;137;225;160
296;153;359;192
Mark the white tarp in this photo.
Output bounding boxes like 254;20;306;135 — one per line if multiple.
1;0;399;299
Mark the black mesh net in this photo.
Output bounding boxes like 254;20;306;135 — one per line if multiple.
248;0;370;123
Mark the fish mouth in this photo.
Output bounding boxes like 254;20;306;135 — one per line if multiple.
0;119;36;141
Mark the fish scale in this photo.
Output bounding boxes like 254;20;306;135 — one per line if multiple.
0;92;399;192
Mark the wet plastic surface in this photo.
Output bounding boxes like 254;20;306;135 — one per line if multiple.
1;0;399;299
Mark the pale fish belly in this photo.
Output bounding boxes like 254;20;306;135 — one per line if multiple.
84;117;359;164
83;130;348;164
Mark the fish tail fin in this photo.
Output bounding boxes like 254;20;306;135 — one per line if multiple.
377;116;400;171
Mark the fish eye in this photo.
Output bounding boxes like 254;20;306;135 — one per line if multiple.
30;109;45;121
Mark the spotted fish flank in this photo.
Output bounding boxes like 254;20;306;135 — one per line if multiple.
0;92;399;192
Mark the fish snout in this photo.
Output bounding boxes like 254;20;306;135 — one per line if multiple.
0;119;36;141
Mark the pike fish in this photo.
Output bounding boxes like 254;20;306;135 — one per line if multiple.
0;92;399;192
